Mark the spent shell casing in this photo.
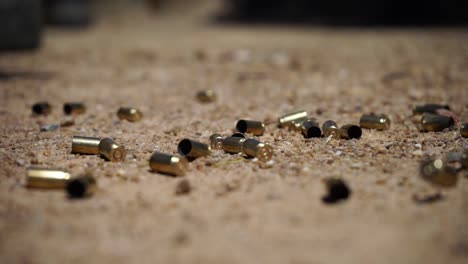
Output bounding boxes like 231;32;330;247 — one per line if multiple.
178;139;211;159
359;114;391;130
209;134;224;150
196;90;217;103
26;167;71;189
236;119;265;136
117;107;143;122
413;104;450;115
299;119;322;138
222;136;246;154
322;120;340;139
461;123;468;138
149;152;188;176
66;175;96;198
231;132;246;138
278;110;307;128
98;138;126;162
461;150;468;169
339;124;362;140
242;138;273;162
322;178;351;203
420;113;454;132
420;159;457;187
63;102;86;115
71;136;101;155
32;102;51;115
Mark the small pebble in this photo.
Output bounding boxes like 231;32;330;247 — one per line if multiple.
175;179;191;195
40;124;59;132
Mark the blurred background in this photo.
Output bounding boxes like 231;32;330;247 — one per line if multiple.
1;0;467;51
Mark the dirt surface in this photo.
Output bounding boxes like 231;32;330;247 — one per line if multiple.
1;4;468;264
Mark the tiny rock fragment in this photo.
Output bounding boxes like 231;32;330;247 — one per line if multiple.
40;124;59;132
413;192;443;205
175;179;191;195
322;178;351;204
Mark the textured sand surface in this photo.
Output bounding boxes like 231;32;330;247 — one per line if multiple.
1;5;468;264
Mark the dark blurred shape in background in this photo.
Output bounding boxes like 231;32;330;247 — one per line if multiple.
43;0;93;26
1;0;468;51
0;0;43;50
223;0;468;26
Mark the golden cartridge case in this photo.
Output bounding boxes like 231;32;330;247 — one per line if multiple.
149;152;188;176
322;120;340;139
359;114;391;131
236;119;265;136
413;104;450;115
178;139;211;159
420;159;457;187
32;102;51;115
63;102;86;115
242;138;273;162
66;175;96;198
71;136;101;155
461;123;468;138
196;90;217;103
278;110;307;128
420;113;454;132
322;178;351;203
26;167;71;189
231;132;246;138
98;138;126;162
299;119;322;138
209;134;224;150
117;107;143;122
461;149;468;169
222;136;246;154
339;124;362;140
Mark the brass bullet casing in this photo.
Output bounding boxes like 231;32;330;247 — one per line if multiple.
420;113;454;132
322;178;351;204
117;107;143;122
149;152;188;176
66;175;96;198
209;134;224;150
420;159;458;187
236;119;265;136
231;132;246;138
196;90;217;103
461;123;468;138
222;136;246;154
71;136;101;155
359;114;391;131
339;124;362;140
278;110;308;128
32;102;51;115
26;167;71;189
178;139;211;159
461;149;468;169
63;102;86;115
413;104;450;115
242;138;273;162
298;119;322;138
322;120;340;139
98;138;126;162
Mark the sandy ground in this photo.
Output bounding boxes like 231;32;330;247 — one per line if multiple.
1;4;468;264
